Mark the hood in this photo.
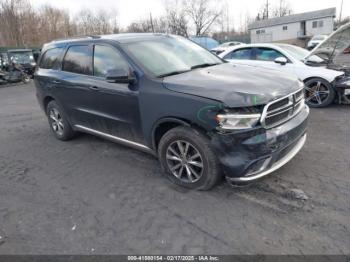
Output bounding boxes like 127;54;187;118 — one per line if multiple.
163;63;301;107
307;22;350;72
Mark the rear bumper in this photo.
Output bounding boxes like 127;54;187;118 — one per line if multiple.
211;105;309;183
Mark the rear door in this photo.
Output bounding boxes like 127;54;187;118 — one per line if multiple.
56;44;99;127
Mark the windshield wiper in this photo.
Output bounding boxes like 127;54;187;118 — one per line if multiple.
157;70;190;78
190;63;220;70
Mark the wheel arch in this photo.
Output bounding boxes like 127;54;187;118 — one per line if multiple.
43;95;55;113
151;117;209;151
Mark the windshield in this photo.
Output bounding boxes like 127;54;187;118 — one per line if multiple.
277;44;310;61
9;51;34;64
220;42;231;47
307;23;350;68
123;36;223;77
312;35;327;41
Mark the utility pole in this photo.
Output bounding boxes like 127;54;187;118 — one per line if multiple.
266;0;269;19
150;12;155;33
279;0;282;17
339;0;344;23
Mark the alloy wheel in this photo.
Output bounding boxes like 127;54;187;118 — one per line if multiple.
304;81;330;106
166;140;204;183
49;108;64;136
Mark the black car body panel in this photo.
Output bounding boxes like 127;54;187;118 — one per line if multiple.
163;63;301;107
212;107;308;179
34;34;309;183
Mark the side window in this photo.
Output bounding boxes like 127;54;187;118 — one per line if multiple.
93;45;129;77
312;21;318;28
255;48;286;62
62;45;92;75
40;47;64;69
224;48;252;60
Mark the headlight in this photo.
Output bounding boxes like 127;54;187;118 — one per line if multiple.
216;113;261;130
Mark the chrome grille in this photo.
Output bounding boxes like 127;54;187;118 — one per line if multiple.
261;88;305;128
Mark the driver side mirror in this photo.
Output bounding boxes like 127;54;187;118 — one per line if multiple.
274;57;288;65
106;68;136;84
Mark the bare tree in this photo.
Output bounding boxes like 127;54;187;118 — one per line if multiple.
164;0;188;36
256;0;293;20
184;0;222;36
0;0;28;46
126;16;167;33
273;0;293;17
75;9;119;36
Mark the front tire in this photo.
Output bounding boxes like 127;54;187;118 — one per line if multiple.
158;126;221;190
304;78;335;108
46;100;76;141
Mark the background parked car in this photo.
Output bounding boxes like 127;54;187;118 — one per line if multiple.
219;43;344;107
307;22;350;104
189;36;219;50
210;41;243;55
6;49;36;77
307;35;328;50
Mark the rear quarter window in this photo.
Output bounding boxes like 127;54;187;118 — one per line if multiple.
40;48;64;69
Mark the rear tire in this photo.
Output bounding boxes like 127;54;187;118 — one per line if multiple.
46;100;76;141
158;126;221;190
304;78;335;108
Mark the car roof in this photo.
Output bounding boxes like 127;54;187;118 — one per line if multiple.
219;43;296;57
48;33;171;45
42;33;176;50
225;43;296;51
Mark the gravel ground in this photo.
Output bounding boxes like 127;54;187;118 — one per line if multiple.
0;83;349;255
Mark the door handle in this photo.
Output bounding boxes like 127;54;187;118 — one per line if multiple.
89;86;99;91
52;80;61;84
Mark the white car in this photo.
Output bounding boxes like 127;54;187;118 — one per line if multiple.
219;43;344;107
307;35;328;50
210;41;243;55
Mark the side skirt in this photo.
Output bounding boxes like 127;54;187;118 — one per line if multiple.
74;125;156;156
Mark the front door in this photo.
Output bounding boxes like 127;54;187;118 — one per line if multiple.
88;44;143;143
248;47;295;75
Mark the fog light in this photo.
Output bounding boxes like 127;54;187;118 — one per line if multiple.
246;157;271;176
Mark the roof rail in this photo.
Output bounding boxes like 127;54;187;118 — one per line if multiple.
51;35;101;43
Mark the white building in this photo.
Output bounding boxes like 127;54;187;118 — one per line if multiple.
249;8;336;47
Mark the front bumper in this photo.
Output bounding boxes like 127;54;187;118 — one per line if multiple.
211;105;309;183
227;133;306;183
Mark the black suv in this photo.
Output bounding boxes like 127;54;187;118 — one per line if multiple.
34;34;309;190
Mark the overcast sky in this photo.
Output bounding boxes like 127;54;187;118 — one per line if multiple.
30;0;350;30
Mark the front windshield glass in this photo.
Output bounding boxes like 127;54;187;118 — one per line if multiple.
9;51;34;64
312;35;327;41
277;44;310;61
123;36;222;77
220;42;230;47
307;23;350;68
